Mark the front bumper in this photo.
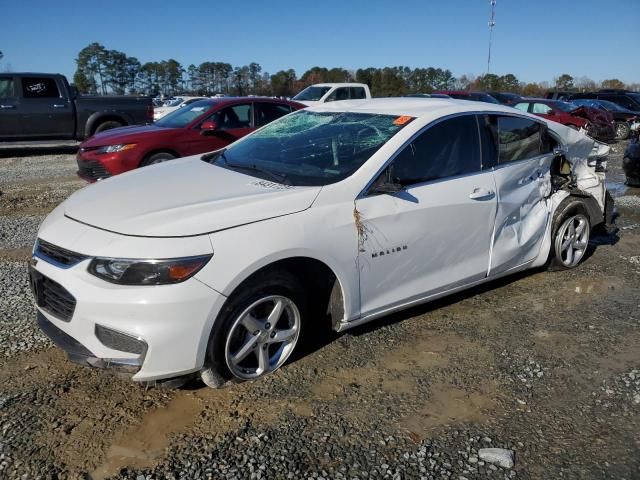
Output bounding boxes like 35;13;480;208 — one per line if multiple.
30;245;226;382
76;148;140;182
36;311;143;374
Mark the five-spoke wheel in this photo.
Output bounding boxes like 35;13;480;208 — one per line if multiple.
553;213;590;268
224;295;301;380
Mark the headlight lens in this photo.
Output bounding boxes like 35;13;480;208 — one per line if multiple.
95;144;137;154
88;255;212;285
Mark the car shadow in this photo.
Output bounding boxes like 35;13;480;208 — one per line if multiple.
288;267;543;365
0;144;79;158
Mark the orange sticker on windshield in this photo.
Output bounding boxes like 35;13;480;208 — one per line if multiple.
393;115;414;126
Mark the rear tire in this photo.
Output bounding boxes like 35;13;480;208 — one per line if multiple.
615;121;630;141
203;270;307;385
549;200;591;270
94;120;123;134
141;152;176;166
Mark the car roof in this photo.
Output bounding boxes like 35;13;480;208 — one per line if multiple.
188;97;299;107
306;97;520;119
311;83;368;88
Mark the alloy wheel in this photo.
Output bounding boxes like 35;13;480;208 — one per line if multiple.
555;214;589;268
224;295;301;380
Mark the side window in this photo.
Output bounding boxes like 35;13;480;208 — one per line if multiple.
21;77;61;98
214;104;252;129
326;88;349;102
532;103;552;114
513;103;529;112
390;115;481;186
255;102;292;127
495;116;544;163
0;78;16;98
350;87;366;99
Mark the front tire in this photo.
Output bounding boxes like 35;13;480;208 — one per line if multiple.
94;120;123;134
550;203;590;269
141;152;176;166
205;271;306;384
614;122;630;141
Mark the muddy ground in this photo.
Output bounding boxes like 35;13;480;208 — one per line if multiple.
0;142;639;480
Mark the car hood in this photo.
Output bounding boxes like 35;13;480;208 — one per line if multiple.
63;157;322;237
82;124;176;146
295;100;321;107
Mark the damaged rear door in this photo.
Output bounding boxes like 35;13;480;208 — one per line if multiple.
482;114;555;276
355;114;497;316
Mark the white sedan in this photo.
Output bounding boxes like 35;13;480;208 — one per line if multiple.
153;96;206;121
30;98;613;386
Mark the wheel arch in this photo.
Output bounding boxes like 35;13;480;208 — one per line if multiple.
139;149;180;167
85;113;129;136
557;191;604;228
221;255;348;331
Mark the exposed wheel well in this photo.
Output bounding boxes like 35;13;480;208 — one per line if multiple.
554;193;602;228
230;257;345;331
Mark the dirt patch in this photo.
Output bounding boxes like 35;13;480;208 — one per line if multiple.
91;393;202;479
0;247;31;261
401;381;498;437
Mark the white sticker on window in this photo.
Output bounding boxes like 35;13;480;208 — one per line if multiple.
190;107;205;112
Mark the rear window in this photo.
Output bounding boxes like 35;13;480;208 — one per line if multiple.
495;116;546;164
21;77;60;98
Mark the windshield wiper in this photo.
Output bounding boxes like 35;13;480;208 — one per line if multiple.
216;152;291;185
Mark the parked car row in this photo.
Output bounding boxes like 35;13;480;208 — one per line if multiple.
426;89;639;142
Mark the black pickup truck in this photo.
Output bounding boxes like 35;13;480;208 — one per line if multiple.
0;73;152;141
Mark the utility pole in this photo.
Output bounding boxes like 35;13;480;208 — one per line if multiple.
487;0;497;74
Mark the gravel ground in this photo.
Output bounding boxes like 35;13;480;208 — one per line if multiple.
0;142;639;480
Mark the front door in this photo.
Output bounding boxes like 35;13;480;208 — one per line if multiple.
184;103;254;155
482;114;555;276
355;114;497;316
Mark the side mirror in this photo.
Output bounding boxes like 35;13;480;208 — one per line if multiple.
547;109;556;116
69;85;79;99
369;166;403;195
200;120;218;135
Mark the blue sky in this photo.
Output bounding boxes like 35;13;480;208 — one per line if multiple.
2;0;638;84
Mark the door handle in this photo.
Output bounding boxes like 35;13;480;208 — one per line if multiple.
53;104;66;108
469;187;495;200
0;104;15;109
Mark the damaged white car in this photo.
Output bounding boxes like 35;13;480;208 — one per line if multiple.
30;98;614;386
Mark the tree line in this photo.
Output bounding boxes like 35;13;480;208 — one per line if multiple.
72;42;638;98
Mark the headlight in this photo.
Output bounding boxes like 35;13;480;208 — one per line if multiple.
95;144;137;154
88;255;212;285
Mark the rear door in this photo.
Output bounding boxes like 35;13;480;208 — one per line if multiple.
355;114;497;316
18;76;74;138
0;76;20;138
482;114;555;276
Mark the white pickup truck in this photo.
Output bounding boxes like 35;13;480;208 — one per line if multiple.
292;82;371;106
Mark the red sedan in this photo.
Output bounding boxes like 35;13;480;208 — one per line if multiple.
76;97;305;181
513;99;615;142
